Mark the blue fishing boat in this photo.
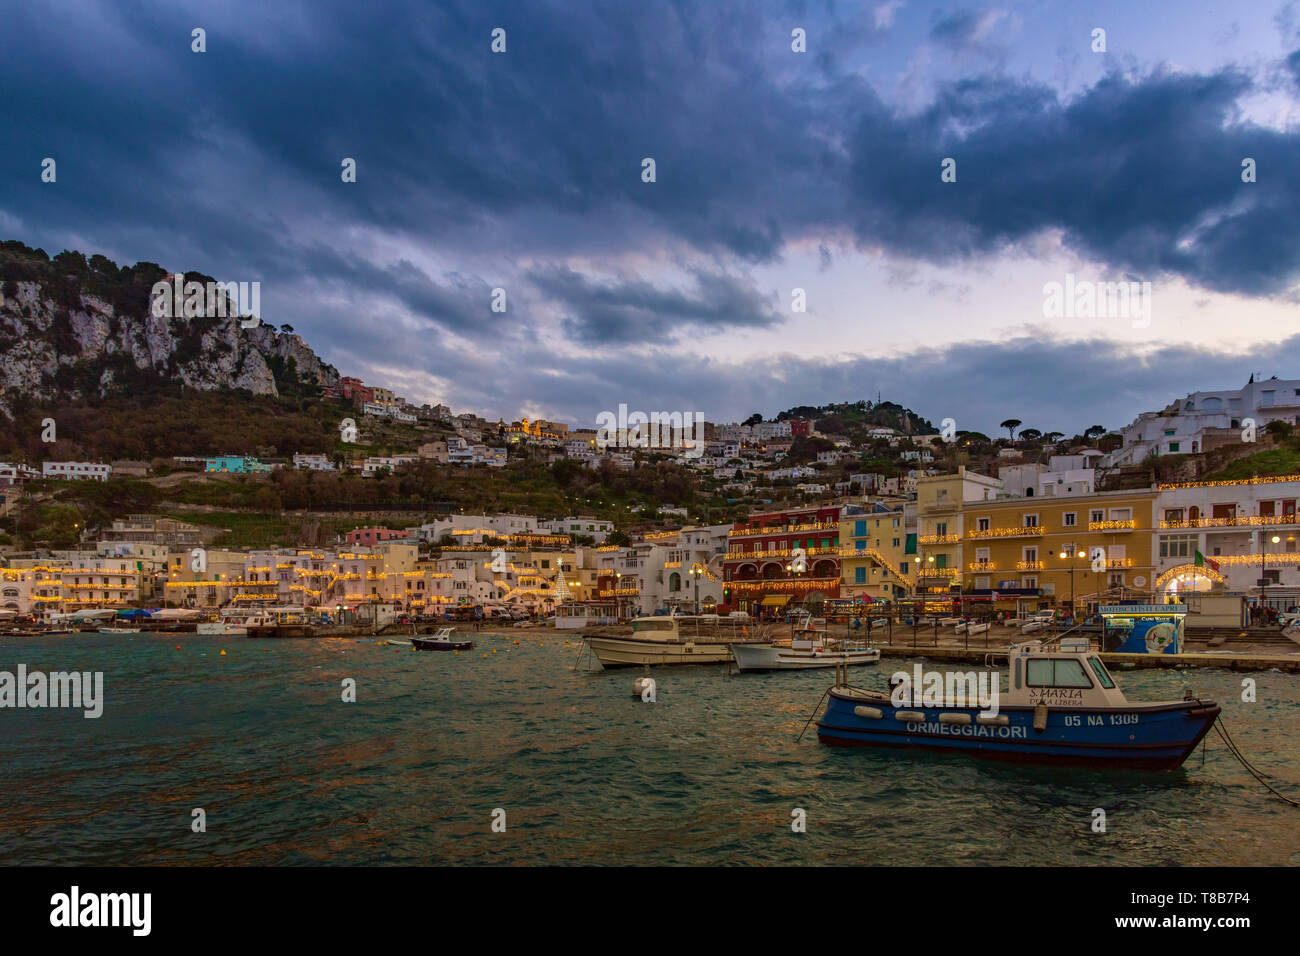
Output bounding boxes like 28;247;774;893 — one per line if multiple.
816;636;1220;770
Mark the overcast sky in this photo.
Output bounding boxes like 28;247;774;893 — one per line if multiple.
4;0;1300;436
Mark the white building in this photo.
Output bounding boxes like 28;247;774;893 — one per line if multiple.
292;453;336;471
42;461;111;481
999;455;1099;499
564;438;596;459
752;420;793;440
1153;476;1300;610
1106;377;1300;467
539;516;615;542
362;455;416;476
420;513;541;543
632;524;731;614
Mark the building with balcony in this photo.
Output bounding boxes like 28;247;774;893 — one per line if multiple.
958;488;1158;614
1153;474;1300;610
839;503;916;603
914;468;1004;595
721;505;842;615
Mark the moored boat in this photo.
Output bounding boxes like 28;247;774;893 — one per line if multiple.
816;635;1220;769
97;626;141;635
733;628;880;672
585;613;771;668
411;627;474;651
197;620;249;637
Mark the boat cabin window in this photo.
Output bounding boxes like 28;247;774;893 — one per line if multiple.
632;620;675;633
1025;658;1093;689
1013;658;1022;690
1087;655;1115;689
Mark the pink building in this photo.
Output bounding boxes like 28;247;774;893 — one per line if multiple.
344;527;413;547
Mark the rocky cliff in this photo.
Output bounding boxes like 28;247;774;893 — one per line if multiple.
0;241;340;418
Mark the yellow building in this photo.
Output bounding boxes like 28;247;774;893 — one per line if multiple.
839;507;915;602
959;489;1157;614
915;469;1003;597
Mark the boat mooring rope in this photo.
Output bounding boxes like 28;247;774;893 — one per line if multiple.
1211;717;1300;807
796;688;830;743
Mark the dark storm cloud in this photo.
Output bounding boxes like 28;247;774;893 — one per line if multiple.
929;9;995;53
2;0;1300;416
530;266;782;345
6;0;1295;302
845;68;1300;296
455;333;1300;439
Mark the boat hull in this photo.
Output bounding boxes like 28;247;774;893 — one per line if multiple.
816;689;1220;770
197;623;248;637
586;635;753;667
411;637;474;651
732;644;880;672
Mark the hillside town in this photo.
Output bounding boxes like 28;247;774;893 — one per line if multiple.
5;375;1300;633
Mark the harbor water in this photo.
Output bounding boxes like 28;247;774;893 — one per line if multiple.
3;632;1299;865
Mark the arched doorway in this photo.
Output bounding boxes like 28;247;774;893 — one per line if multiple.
1155;563;1223;595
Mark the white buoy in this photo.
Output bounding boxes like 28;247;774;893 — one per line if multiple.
633;676;656;702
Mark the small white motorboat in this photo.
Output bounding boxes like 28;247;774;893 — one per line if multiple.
967;622;990;635
98;626;141;635
733;628;880;673
411;627;475;651
197;621;249;636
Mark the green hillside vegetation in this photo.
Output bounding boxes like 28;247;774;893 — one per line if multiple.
6;454;753;550
1203;447;1300;481
775;399;937;438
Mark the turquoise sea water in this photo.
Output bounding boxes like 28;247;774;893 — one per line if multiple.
2;632;1299;866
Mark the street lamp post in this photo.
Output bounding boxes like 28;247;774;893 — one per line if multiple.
1263;533;1281;618
689;563;702;615
1059;549;1086;621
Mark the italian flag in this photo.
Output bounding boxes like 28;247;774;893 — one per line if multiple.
1194;550;1220;572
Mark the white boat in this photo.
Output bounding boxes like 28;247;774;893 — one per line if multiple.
412;627;474;651
967;622;990;635
585;613;772;668
201;610;278;637
733;630;880;672
197;621;249;636
98;626;141;634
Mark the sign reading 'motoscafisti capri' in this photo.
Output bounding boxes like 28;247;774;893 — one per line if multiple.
1099;605;1187;615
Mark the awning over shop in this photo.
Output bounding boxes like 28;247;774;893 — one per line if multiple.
761;594;792;607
